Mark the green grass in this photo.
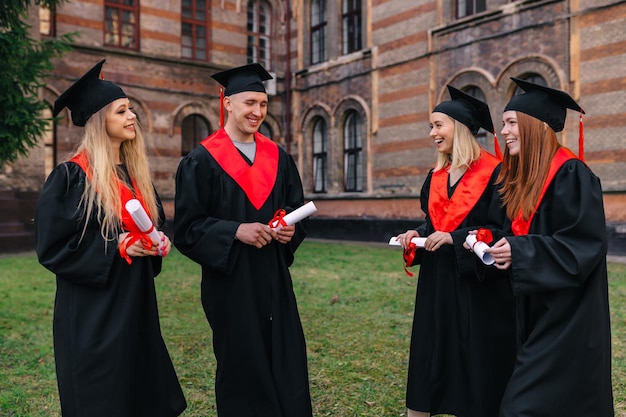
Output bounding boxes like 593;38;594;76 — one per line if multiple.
1;242;625;416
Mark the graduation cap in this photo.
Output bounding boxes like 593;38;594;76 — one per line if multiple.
211;63;273;97
504;77;585;159
433;85;502;158
53;59;126;127
211;63;273;128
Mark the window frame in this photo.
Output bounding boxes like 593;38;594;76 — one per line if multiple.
310;0;327;65
456;0;487;19
312;117;328;193
104;0;140;50
343;110;363;192
181;0;210;61
342;0;362;55
247;0;272;69
39;5;56;37
181;114;210;156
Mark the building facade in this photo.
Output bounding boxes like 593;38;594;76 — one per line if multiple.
2;0;625;251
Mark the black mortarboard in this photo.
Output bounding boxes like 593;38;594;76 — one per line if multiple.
504;77;584;133
53;59;126;127
433;85;494;136
211;63;273;96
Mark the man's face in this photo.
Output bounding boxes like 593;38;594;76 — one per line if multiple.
224;91;268;137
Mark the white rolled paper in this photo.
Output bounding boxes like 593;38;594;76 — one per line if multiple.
125;199;161;245
388;237;426;247
270;201;317;231
465;234;495;265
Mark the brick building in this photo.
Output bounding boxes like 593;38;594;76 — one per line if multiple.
2;0;625;252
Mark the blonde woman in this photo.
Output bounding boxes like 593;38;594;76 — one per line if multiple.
35;60;186;417
396;86;515;417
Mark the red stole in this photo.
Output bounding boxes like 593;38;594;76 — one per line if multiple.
511;147;578;236
428;151;500;232
201;129;279;210
70;151;149;230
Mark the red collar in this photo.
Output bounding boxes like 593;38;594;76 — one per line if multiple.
70;151;146;233
428;152;500;232
511;147;578;235
201;130;279;210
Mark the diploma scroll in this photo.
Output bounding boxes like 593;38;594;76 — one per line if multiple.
465;234;495;265
388;237;426;247
269;201;317;231
125;199;161;254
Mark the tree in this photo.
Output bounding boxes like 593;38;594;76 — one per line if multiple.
0;0;74;165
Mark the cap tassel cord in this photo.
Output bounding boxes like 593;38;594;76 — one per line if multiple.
493;130;503;160
579;110;584;161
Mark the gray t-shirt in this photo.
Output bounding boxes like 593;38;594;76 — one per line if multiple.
233;140;257;162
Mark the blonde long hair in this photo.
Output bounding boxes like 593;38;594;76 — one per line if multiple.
434;119;483;171
74;103;159;241
496;111;560;220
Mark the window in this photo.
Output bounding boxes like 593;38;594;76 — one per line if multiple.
39;6;56;37
312;118;328;193
456;0;486;18
181;115;210;156
42;107;56;178
342;0;362;54
105;0;139;49
247;0;271;69
343;111;363;192
311;0;327;65
463;86;489;148
513;74;547;95
182;0;209;60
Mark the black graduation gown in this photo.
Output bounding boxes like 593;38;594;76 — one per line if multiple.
406;165;516;417
35;162;187;417
173;137;312;417
498;159;614;416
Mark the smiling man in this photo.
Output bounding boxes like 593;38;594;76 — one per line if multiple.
173;63;313;417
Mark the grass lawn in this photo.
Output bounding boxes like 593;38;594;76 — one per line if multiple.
1;240;625;416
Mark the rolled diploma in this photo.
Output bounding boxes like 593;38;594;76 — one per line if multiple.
271;201;318;231
388;237;426;247
125;199;160;245
465;234;495;265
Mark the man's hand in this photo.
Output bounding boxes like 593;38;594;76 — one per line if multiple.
236;223;275;248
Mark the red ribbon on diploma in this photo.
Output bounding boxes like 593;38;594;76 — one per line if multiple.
475;228;493;244
269;209;287;229
119;226;154;265
403;242;417;277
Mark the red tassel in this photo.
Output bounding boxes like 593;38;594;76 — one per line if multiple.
578;110;584;161
493;130;503;160
219;87;225;129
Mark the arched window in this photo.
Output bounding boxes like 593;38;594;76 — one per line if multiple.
463;85;489;148
181;114;210;156
312;118;328;193
342;0;362;54
104;0;139;49
259;122;273;139
343;110;363;192
247;0;271;68
311;0;327;65
182;0;210;61
514;74;547;95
